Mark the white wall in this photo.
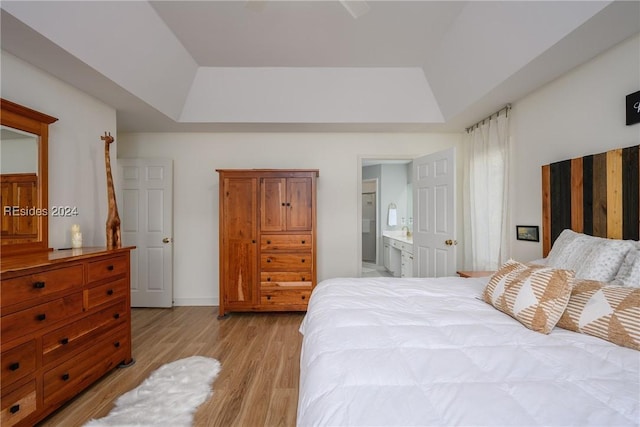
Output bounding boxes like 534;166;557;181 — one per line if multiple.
509;33;640;262
117;133;462;305
1;51;118;248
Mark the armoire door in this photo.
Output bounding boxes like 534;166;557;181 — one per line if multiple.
286;177;313;231
221;177;258;309
260;178;286;232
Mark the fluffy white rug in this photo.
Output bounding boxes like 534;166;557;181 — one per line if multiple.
84;356;221;427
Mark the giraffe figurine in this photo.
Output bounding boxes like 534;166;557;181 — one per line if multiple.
101;132;121;249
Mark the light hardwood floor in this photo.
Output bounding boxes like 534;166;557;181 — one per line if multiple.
37;307;305;427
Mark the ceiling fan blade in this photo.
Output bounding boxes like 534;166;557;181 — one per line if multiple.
339;0;370;19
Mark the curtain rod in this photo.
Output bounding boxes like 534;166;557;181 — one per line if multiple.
465;104;512;133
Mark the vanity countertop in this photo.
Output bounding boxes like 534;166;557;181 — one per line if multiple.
382;231;413;245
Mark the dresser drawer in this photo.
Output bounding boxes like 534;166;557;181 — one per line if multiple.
260;272;312;287
1;264;83;308
261;253;312;271
261;288;311;305
44;324;129;409
261;234;312;251
1;340;36;388
42;299;127;366
86;278;128;310
87;254;128;284
1;380;37;427
1;293;83;344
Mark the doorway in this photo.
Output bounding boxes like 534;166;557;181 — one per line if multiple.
362;179;378;264
358;156;413;277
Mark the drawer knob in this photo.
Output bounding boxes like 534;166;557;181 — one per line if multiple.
60;337;69;345
114;341;121;348
33;281;46;289
267;277;271;281
302;277;306;281
62;373;70;381
10;404;20;414
107;265;115;271
267;240;271;244
302;240;306;244
107;289;114;296
9;362;20;371
266;295;272;300
301;259;305;263
113;313;120;319
301;295;306;300
36;313;46;321
266;258;271;263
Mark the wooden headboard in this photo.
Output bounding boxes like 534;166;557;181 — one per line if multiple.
542;145;639;256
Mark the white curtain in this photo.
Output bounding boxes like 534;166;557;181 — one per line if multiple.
463;110;511;270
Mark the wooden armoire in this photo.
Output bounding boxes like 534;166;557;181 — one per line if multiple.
217;169;318;317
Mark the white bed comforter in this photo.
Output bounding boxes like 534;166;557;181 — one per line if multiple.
297;277;640;427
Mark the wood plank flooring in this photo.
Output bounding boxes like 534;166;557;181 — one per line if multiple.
37;307;305;427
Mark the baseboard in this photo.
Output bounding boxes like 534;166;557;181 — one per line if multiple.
172;298;218;307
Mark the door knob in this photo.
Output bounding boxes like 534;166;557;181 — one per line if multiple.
162;237;173;243
445;239;458;246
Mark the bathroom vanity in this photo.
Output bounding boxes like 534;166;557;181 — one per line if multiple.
382;232;413;278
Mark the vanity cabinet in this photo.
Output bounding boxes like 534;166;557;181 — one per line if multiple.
383;235;413;278
0;247;134;427
217;169;318;317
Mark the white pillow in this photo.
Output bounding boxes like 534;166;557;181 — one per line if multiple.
546;229;635;282
610;247;640;288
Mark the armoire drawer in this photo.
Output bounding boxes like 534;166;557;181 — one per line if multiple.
1;264;83;308
1;340;36;387
0;380;37;427
261;234;312;251
43;325;129;408
260;272;312;287
42;299;127;366
261;253;312;271
87;254;128;284
86;278;128;310
1;293;83;344
261;288;311;305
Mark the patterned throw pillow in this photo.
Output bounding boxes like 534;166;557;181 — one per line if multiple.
557;280;640;350
610;248;640;288
483;259;574;334
546;229;635;282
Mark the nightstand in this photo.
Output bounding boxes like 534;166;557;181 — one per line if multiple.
457;270;494;278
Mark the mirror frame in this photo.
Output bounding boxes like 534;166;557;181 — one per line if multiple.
1;98;58;255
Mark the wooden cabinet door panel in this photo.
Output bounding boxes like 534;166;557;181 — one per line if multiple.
260;178;286;232
286;177;312;231
222;177;258;307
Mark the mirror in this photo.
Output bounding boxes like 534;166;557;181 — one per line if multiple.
1;99;57;255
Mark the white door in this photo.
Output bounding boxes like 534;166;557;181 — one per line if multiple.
413;147;457;277
118;159;173;307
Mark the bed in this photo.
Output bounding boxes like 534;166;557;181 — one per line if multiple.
297;146;639;427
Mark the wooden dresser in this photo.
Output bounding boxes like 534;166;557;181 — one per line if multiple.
217;169;318;317
0;247;134;427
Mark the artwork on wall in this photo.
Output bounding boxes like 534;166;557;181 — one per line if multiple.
626;90;640;125
516;225;540;242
